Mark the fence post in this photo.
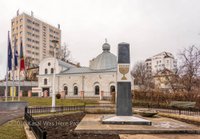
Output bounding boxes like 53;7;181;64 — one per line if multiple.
61;106;63;113
179;109;181;115
84;102;86;112
25;106;28;114
43;131;47;139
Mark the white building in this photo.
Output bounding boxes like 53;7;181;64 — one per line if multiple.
145;52;177;76
37;42;120;99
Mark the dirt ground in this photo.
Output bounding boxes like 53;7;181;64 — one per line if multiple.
35;112;120;139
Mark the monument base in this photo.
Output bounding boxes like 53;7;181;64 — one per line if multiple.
101;115;151;125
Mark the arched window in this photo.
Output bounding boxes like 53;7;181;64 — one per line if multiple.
74;86;78;95
45;68;48;74
95;85;100;95
51;68;54;74
110;85;115;93
44;78;47;85
64;86;68;95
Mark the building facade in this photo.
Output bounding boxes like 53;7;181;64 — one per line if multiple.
145;52;177;76
11;12;61;68
37;42;123;99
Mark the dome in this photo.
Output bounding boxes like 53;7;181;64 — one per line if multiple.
89;41;117;70
102;42;110;51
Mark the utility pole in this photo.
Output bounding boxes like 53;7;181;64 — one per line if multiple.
51;39;58;112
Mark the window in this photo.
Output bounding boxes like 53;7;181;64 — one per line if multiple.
27;38;31;42
110;86;115;93
27;32;32;35
27;25;32;29
45;68;48;74
27;19;32;23
95;85;100;95
74;86;78;95
64;86;68;95
44;79;47;85
48;62;51;66
51;68;54;74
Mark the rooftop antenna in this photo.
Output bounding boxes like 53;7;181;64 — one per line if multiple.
31;11;34;17
17;9;19;16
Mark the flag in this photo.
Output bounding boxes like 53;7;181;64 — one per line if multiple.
7;32;12;71
20;40;25;71
14;37;18;69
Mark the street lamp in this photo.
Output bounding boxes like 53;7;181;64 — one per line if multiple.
51;39;58;112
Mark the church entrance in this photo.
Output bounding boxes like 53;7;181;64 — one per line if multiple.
42;88;49;97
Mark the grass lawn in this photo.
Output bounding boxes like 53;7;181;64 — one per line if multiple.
0;119;26;139
20;97;98;106
0;97;98;106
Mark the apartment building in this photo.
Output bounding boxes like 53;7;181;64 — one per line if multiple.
11;12;61;68
145;52;177;76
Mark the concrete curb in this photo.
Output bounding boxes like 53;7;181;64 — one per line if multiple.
23;122;36;139
75;129;200;135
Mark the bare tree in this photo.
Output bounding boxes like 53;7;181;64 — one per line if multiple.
179;45;200;92
131;61;154;90
154;68;180;93
58;43;71;62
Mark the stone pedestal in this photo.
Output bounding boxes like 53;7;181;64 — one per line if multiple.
19;91;23;97
100;91;104;100
28;90;32;97
61;91;65;98
102;115;151;125
80;91;84;99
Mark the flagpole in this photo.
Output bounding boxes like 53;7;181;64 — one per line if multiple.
12;56;14;101
12;37;16;101
5;31;10;102
18;67;20;101
18;41;21;101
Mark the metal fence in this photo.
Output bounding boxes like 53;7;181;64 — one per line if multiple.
27;105;85;115
24;105;86;139
152;108;200;116
24;107;47;139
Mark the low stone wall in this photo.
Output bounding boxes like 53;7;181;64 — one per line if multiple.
0;101;28;110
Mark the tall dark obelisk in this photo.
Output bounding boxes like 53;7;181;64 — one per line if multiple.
102;42;151;125
116;43;132;116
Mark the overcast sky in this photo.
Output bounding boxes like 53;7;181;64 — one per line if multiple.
1;0;200;79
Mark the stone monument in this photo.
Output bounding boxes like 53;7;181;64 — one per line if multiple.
116;42;132;116
102;42;151;125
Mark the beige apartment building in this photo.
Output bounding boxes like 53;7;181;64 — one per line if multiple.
11;12;61;68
